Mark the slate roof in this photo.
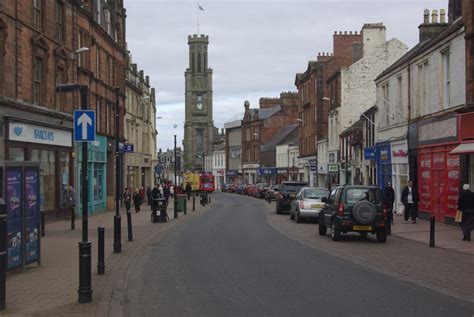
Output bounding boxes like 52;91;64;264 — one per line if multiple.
224;120;241;129
249;105;281;120
261;124;299;152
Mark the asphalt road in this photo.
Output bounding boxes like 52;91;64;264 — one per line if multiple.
124;193;473;316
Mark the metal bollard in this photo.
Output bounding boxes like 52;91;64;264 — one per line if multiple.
174;198;178;219
98;227;105;275
429;216;435;248
208;195;211;204
184;198;187;215
0;201;7;311
127;211;133;241
41;210;45;237
193;196;195;211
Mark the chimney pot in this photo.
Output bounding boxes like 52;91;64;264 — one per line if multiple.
344;31;347;35
349;31;352;35
440;9;446;23
424;8;430;24
431;9;438;23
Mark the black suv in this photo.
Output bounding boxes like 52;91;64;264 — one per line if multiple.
318;185;388;242
275;181;307;214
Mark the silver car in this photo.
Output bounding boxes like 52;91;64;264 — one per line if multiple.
290;187;330;223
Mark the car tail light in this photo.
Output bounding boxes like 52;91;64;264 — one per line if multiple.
383;206;388;220
337;203;344;216
299;201;304;209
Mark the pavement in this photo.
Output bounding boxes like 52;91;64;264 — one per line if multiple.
123;193;473;316
390;214;474;255
2;195;211;316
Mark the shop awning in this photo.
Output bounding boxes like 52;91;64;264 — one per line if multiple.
450;142;474;155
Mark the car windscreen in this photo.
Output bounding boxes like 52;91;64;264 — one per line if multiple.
302;189;329;199
281;184;306;193
345;188;382;204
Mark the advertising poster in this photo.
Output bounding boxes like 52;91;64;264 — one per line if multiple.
446;155;460;217
25;170;40;263
418;152;431;212
6;169;23;270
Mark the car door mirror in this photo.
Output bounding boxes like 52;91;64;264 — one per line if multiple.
321;197;328;203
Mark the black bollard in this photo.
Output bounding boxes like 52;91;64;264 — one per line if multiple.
97;227;105;275
208;195;211;204
193;196;195;211
0;201;7;311
174;198;178;219
41;210;45;237
429;215;435;248
127;211;133;241
71;208;75;230
184;198;187;215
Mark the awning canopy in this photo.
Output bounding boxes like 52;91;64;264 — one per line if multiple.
450;142;474;155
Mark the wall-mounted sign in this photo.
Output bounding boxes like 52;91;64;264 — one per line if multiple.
328;164;339;173
364;147;376;160
9;122;72;147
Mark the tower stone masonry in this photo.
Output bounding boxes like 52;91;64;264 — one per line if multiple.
184;34;214;172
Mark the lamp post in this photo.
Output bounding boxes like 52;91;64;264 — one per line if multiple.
113;88;122;254
174;134;178;219
56;84;92;303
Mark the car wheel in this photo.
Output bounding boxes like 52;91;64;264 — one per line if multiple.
318;220;327;236
376;230;387;243
295;211;302;223
359;232;368;238
331;221;341;241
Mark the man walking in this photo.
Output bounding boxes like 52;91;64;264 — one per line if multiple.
186;182;192;201
401;180;419;223
123;187;132;213
64;185;77;230
383;182;395;234
458;184;474;241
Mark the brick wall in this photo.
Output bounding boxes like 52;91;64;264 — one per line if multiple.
463;0;474;106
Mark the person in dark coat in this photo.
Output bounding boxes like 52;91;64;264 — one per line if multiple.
146;186;152;206
186;182;192;201
64;185;77;229
163;185;171;204
383;182;395;234
123;187;132;213
401;180;420;223
458;184;474;241
133;188;141;213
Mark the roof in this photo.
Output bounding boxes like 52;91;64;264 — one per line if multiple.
224;120;241;129
376;18;464;81
261;124;299;152
250;105;281;120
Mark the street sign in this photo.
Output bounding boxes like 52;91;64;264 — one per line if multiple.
73;110;95;142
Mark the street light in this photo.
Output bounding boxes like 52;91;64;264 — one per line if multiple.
56;84;92;304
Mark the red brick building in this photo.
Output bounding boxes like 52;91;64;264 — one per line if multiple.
0;0;127;217
463;0;474;107
241;92;299;184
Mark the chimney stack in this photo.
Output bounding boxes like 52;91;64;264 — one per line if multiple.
419;8;449;43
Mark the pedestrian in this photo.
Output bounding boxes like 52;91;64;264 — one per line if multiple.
401;180;420;223
64;185;77;230
457;184;474;241
384;182;395;233
170;185;174;198
133;188;141;213
139;186;145;203
164;185;171;204
123;187;132;213
186;182;192;201
146;186;152;206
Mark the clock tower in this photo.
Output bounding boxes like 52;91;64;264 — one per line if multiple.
184;34;214;172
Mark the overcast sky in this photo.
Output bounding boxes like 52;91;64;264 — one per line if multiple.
125;0;447;150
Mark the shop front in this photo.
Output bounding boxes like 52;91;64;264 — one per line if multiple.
415;115;460;222
76;135;107;215
243;163;259;185
450;112;474;190
376;142;392;189
390;140;408;213
226;170;241;185
5;119;73;218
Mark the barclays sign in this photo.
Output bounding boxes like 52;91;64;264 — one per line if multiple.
9;122;72;147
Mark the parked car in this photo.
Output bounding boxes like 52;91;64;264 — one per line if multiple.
254;183;267;198
290;187;329;223
266;185;280;202
235;185;245;195
275;181;307;214
318;185;388;242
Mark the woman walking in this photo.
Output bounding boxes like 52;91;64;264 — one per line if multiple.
458;184;474;241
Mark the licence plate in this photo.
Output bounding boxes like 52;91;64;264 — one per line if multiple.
311;204;324;209
353;225;372;231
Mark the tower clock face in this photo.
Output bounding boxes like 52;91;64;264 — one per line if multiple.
196;102;203;110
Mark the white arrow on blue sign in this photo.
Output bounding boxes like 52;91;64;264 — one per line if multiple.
73;110;96;142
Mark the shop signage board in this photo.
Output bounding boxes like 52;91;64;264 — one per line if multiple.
364;147;376;160
328;164;338;172
119;142;134;153
309;159;317;172
73;110;96;142
257;167;277;176
9;122;72;147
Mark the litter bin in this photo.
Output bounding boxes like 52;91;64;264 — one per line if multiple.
200;192;207;206
177;195;187;213
151;198;167;223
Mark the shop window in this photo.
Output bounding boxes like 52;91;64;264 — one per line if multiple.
8;147;24;161
93;163;104;203
59;152;70;208
31;149;55;211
